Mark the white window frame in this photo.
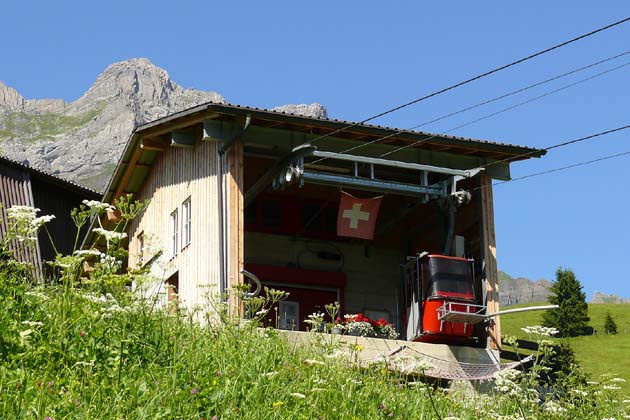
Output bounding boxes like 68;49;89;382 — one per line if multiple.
182;197;191;248
170;208;178;258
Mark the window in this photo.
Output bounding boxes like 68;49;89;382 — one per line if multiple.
170;208;178;258
182;197;191;248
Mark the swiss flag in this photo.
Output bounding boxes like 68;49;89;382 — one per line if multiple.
337;192;383;240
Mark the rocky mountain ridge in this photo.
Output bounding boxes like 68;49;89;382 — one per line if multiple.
0;58;327;191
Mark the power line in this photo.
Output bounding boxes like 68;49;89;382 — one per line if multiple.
305;17;630;146
473;150;630;192
318;50;629;160
476;124;630;171
378;61;629;157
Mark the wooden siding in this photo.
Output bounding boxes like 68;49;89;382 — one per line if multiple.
0;161;42;273
128;138;223;311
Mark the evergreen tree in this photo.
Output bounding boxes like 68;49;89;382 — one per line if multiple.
542;268;590;337
604;312;618;334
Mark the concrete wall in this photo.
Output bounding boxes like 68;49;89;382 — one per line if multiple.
245;231;406;321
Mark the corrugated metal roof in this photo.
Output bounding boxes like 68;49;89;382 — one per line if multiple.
135;101;545;156
0;155;101;197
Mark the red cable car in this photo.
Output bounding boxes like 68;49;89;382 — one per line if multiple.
402;253;484;344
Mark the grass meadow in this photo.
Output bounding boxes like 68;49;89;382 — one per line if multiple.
501;302;630;394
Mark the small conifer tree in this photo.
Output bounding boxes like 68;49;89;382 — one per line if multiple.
542;268;590;337
604;312;618;335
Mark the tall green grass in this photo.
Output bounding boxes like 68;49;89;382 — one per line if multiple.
1;201;629;419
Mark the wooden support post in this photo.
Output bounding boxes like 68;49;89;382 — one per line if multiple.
227;140;244;315
480;173;501;349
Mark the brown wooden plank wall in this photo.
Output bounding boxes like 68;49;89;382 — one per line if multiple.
0;161;43;273
128;138;222;311
480;173;501;349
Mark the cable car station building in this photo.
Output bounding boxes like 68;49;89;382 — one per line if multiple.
102;102;544;362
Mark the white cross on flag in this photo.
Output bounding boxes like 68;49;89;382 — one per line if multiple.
336;192;383;240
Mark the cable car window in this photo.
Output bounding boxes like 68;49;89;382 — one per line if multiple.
426;257;474;299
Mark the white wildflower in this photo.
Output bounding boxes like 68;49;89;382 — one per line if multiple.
100;254;122;272
520;325;559;337
74;249;104;257
82;293;108;304
82;200;115;212
603;385;622;390
310;387;326;392
24;291;49;301
21;321;43;327
93;228;127;241
261;371;278;378
543;400;567;414
571;389;589;397
290;392;306;399
30;214;55;228
610;378;627;383
19;329;33;338
6;206;39;221
304;359;325;366
494;369;522;397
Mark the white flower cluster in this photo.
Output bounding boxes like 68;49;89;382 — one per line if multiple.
345;321;374;337
100;254;122;272
494;369;522;397
398;356;433;375
82;200;115;213
520;325;559;337
21;320;43;327
6;206;39;221
24;291;49;301
543;400;567;414
6;206;55;241
93;228;127;241
74;249;104;257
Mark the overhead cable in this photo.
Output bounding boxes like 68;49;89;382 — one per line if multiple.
476;124;630;171
316;50;629;161
470;150;630;192
305;17;630;146
378;61;629;157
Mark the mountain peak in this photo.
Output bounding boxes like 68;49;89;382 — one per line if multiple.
0;80;25;114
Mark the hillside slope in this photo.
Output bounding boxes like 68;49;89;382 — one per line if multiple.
500;302;630;393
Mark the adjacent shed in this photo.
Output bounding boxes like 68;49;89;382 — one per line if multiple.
0;156;100;274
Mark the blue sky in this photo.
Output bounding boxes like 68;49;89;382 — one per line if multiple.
2;2;629;298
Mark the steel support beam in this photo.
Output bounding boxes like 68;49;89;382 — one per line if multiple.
302;171;444;197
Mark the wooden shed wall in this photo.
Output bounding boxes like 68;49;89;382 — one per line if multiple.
128;139;223;310
30;176;98;264
0;161;42;272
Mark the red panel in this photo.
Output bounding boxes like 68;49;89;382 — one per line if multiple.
245;263;346;331
245;263;346;289
261;286;339;331
418;299;474;343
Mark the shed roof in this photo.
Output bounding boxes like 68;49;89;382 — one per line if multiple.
103;101;546;204
0;155;101;198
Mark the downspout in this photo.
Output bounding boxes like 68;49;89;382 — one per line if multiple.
217;116;251;304
217;134;227;301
